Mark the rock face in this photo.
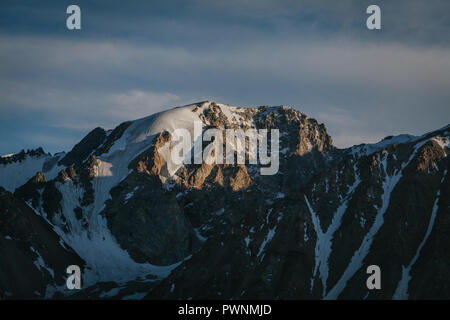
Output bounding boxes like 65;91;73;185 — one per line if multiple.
103;168;201;265
0;187;84;299
0;101;448;300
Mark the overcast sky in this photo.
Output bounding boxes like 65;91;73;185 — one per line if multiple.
0;0;449;154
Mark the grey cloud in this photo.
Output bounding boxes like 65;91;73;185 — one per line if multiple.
1;33;449;149
1;0;450;153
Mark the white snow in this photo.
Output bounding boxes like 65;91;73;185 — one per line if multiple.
194;228;207;242
265;208;273;225
351;134;417;157
124;192;133;202
1;153;14;158
359;214;366;228
215;208;225;216
257;225;278;258
275;192;285;199
303;222;309;242
124;187;139;203
351;124;450;158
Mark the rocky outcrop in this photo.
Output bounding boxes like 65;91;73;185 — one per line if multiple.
0;148;47;166
14;172;46;208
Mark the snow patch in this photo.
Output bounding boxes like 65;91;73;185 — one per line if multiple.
351;134;417;157
244;235;251;248
194;228;207;242
275;192;285;199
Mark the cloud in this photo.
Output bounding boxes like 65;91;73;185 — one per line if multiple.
4;0;449;47
0;0;449;154
0;84;182;129
107;90;181;120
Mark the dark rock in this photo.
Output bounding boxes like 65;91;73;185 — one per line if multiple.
59;127;106;167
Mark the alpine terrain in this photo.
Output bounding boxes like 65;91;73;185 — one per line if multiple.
0;101;449;300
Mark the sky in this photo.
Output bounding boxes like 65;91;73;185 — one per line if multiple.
0;0;449;154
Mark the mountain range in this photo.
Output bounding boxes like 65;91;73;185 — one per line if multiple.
0;101;448;299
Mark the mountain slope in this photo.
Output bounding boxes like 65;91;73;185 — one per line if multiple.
0;186;84;299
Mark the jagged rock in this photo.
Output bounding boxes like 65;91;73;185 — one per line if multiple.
65;165;77;180
14;172;46;207
56;169;70;182
129;131;170;176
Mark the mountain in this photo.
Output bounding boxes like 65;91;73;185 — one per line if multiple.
0;101;449;300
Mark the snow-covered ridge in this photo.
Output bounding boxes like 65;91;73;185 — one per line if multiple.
0;151;65;192
1;153;14;158
350;124;450;157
